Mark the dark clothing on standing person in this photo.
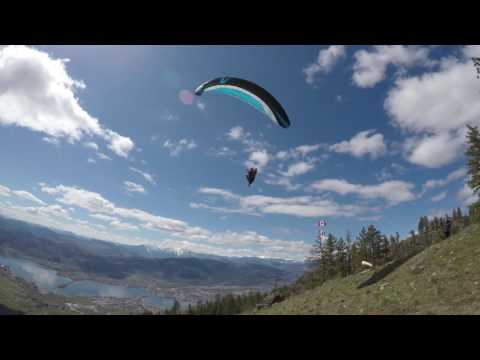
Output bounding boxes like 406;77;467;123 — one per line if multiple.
443;219;452;238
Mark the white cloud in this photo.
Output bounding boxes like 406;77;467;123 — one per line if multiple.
226;126;269;154
431;191;447;202
457;183;478;206
163;138;197;156
275;144;322;162
263;175;301;192
198;187;239;201
104;130;134;158
88;158;96;164
196;187;373;218
189;202;260;216
293;144;322;157
308;178;416;205
110;219;139;231
124;181;146;194
197;102;206;111
402;130;465;169
384;47;480;168
0;185;11;197
214;146;236;157
245;150;270;170
83;142;99;151
352;45;434;88
282;161;315;177
0;201;146;248
0;46;135;158
0;184;46;205
11;190;46;205
89;213;118;222
423;167;467;192
97;153;112;161
329;130;387;159
42;137;60;146
227;126;245;141
304;45;346;84
129;167;156;185
40;184;210;240
0;190;310;260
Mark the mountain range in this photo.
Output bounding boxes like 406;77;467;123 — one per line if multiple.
0;215;305;286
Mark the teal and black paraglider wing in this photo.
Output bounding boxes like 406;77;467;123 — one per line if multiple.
195;77;290;128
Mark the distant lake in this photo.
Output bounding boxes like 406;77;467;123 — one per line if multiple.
0;254;175;310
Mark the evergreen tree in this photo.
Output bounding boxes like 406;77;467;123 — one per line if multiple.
345;230;353;275
418;216;427;234
466;125;480;196
319;234;337;279
335;237;347;277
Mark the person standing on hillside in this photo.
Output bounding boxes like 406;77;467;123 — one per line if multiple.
443;218;452;238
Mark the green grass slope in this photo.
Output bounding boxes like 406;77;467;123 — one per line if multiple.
0;270;96;315
252;224;480;315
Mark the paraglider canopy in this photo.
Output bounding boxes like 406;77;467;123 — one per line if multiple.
195;77;291;128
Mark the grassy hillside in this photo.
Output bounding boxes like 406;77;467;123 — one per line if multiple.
252;224;480;315
0;269;97;315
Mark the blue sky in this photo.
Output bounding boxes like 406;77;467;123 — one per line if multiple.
0;45;478;260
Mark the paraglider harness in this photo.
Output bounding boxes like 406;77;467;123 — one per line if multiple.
246;168;257;186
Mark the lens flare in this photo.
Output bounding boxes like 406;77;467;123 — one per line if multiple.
179;89;194;105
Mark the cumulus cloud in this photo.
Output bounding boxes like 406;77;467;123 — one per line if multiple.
196;187;373;218
11;190;46;205
245;150;270;170
163;138;197;156
0;184;46;205
276;144;324;161
42;137;60;146
123;181;146;194
104;130;134;158
329;130;387;159
129;167;156;185
0;201;147;248
89;213;118;222
83;142;99;151
352;45;434;88
227;126;245;141
457;183;478;206
263;175;301;192
110;219;139;231
40;184;210;240
423;167;467;192
401;129;465;169
431;191;447;202
308;178;416;205
385;47;480;168
282;161;315;177
304;45;346;84
0;45;134;158
226;126;270;153
0;185;10;197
